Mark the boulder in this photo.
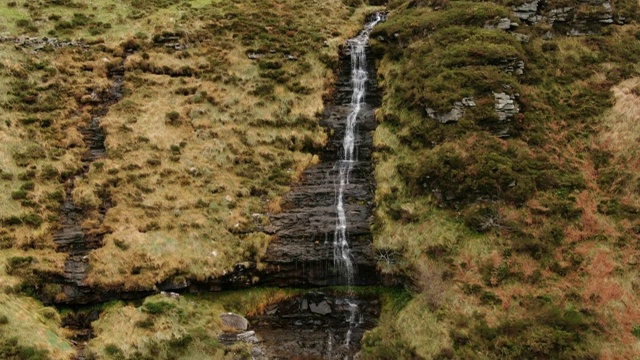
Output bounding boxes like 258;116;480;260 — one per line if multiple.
220;313;248;332
309;300;332;315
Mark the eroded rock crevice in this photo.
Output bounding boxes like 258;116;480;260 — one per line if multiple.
53;53;126;288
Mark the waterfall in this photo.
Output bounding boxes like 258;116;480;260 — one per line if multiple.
332;13;383;355
333;12;383;285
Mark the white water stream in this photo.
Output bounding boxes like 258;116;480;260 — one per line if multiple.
333;12;383;286
332;13;384;354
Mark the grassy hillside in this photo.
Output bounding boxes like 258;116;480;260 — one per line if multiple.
0;0;380;358
364;0;640;358
2;0;640;358
0;0;377;293
82;289;298;360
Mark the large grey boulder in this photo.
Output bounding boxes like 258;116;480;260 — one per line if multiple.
220;313;248;332
309;300;332;315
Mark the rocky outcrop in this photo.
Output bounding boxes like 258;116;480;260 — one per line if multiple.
510;0;624;36
0;35;88;51
494;92;520;122
249;292;380;359
512;0;543;23
426;97;475;124
498;57;525;76
491;91;521;138
53;54;126;294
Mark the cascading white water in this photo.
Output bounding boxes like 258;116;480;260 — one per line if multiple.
331;13;384;354
333;12;383;286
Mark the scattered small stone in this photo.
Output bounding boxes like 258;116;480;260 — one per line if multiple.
266;305;278;315
160;291;180;300
569;28;589;37
461;97;476;107
218;330;259;345
237;331;256;340
246;52;264;60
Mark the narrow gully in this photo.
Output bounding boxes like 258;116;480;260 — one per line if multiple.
52;51;128;358
252;13;385;359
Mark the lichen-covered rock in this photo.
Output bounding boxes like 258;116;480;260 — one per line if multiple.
494;92;520;122
220;313;249;332
426;97;476;124
426;103;465;124
512;0;542;23
310;300;332;315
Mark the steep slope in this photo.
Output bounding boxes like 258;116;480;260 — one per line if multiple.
0;0;382;358
2;0;640;358
363;0;640;358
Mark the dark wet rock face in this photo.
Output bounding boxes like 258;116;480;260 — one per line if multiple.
249;293;380;360
263;25;381;288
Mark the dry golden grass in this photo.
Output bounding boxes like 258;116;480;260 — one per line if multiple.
0;0;384;356
600;77;640;156
598;76;640;210
0;0;382;290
